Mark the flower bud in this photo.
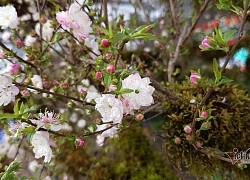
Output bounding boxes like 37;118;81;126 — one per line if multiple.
28;55;34;61
190;72;201;84
75;138;85;147
60;83;68;88
201;37;213;49
186;135;192;141
184;125;191;133
80;89;86;95
174;137;181;144
109;84;117;92
95;72;102;79
16;40;23;48
200;110;208;118
136;113;144;121
95;118;101;125
101;39;109;47
106;52;112;59
96;29;102;34
40;17;47;23
21;89;30;97
107;65;115;73
10;64;21;75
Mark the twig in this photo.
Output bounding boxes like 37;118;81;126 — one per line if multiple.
101;0;109;29
181;0;212;46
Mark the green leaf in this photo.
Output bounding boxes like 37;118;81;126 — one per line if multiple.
113;33;127;44
88;124;95;132
217;78;233;85
14;99;20;116
104;74;112;90
119;88;134;94
133;23;156;34
213;58;221;83
0;113;16;120
223;29;236;42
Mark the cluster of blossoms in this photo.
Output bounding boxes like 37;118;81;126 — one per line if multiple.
56;3;92;41
94;73;155;146
0;75;19;106
0;5;19;29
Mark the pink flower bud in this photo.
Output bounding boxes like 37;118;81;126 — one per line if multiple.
184;125;191;133
95;118;101;124
140;62;145;67
101;39;109;47
40;17;47;23
136;113;144;121
43;81;51;87
201;37;213;49
190;72;201;84
186;135;192;141
106;52;112;59
107;65;115;73
21;89;30;97
60;83;68;88
95;72;102;79
16;40;23;48
0;52;6;58
53;80;59;85
80;89;86;95
109;84;117;92
28;55;34;61
174;137;181;144
96;29;102;34
75;138;85;147
200;111;208;118
9;64;21;74
147;70;152;76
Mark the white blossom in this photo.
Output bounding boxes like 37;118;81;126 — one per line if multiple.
0;75;19;106
56;3;92;41
31;131;55;163
0;5;19;29
30;110;61;131
121;73;155;110
95;94;123;124
28;160;42;172
24;35;36;46
31;75;43;89
95;124;118;146
35;20;54;40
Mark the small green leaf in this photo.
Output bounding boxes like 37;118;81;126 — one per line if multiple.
119;88;134;94
113;33;127;44
14;99;20;116
217;78;233;85
213;58;221;83
104;74;112;90
223;29;236;42
0;113;16;120
88;124;95;132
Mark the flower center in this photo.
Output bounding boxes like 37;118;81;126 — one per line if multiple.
135;89;139;94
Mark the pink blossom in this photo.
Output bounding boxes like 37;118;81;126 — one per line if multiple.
107;65;115;73
184;125;191;133
80;89;86;95
190;72;201;84
16;40;23;48
0;52;6;58
75;138;85;147
109;84;117;92
21;89;30;97
101;39;109;47
174;137;181;144
60;83;68;88
106;52;112;59
136;113;144;121
186;135;192;141
201;37;213;49
95;72;102;79
9;64;21;74
200;110;208;118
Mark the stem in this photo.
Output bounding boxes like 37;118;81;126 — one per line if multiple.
14;82;94;105
181;0;212;46
101;0;109;29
